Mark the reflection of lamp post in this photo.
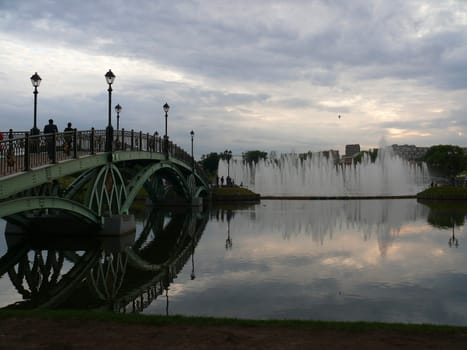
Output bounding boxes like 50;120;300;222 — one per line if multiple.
30;72;42;135
224;149;232;178
165;286;169;316
225;220;232;250
449;220;459;248
105;69;116;152
225;210;232;250
190;130;195;173
191;245;196;280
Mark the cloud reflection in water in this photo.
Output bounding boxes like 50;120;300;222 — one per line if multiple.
145;199;467;326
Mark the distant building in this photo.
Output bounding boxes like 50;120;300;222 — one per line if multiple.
391;144;429;161
345;144;360;157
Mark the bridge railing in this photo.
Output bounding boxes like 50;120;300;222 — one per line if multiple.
1;128;209;184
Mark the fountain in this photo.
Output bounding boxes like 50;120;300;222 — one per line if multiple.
218;147;431;196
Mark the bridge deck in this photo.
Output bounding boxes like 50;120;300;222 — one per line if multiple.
0;129;207;180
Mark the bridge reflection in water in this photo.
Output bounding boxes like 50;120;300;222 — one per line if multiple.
0;206;208;313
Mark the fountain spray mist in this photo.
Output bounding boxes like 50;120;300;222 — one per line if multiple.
218;146;431;196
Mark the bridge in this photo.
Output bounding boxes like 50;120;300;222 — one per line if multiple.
0;128;211;236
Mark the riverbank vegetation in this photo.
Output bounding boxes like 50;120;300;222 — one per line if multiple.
1;309;466;333
212;186;260;201
417;186;467;200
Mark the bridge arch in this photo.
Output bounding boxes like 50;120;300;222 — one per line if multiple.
0;196;101;226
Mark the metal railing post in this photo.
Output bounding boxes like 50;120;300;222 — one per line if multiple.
73;128;78;158
90;128;95;155
52;132;57;163
131;129;134;151
139;131;143;150
24;132;30;171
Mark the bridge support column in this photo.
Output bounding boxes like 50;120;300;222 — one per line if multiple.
101;214;136;236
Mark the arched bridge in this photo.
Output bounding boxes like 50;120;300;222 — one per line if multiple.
0;129;211;235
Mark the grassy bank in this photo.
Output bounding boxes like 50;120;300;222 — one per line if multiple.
212;186;260;202
0;310;466;334
417;186;467;200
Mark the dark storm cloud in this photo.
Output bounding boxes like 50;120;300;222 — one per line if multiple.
2;0;466;88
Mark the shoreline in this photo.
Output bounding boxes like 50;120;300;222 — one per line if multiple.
260;195;417;200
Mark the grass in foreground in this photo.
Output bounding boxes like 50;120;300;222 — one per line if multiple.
1;310;466;335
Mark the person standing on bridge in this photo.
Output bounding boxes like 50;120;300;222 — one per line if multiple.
43;118;58;161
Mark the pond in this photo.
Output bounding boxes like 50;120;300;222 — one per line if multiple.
1;199;466;326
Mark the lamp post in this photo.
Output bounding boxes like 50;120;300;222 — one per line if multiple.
224;149;232;179
115;104;122;132
163;102;170;156
30;72;42;135
190;130;195;173
105;69;116;152
163;102;170;137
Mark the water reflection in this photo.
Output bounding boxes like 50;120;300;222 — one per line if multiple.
0;207;208;313
1;199;467;325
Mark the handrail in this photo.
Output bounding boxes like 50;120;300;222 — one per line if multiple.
0;128;210;185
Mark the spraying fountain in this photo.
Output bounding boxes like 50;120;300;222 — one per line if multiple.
218;146;431;197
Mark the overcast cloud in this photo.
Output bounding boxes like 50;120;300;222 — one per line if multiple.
1;0;467;156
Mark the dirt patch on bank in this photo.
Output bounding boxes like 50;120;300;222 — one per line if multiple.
1;317;467;349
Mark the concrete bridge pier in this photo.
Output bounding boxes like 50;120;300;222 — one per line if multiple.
101;214;136;236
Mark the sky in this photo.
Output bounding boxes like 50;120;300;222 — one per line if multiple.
1;0;467;157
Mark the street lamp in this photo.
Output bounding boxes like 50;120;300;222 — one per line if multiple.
115;104;122;132
190;130;195;173
224;149;232;179
163;102;170;137
163;102;170;157
105;69;116;152
30;72;42;135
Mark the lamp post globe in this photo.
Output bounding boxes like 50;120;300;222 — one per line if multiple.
30;72;42;135
105;69;116;152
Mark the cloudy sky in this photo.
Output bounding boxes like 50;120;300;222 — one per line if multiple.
1;1;467;156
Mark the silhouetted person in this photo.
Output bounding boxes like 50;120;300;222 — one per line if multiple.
43;118;58;161
64;122;73;155
220;176;224;186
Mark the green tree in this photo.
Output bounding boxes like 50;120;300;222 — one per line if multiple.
243;150;268;164
423;145;466;177
200;152;220;175
353;149;378;163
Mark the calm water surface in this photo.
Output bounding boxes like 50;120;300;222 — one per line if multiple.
1;199;466;325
